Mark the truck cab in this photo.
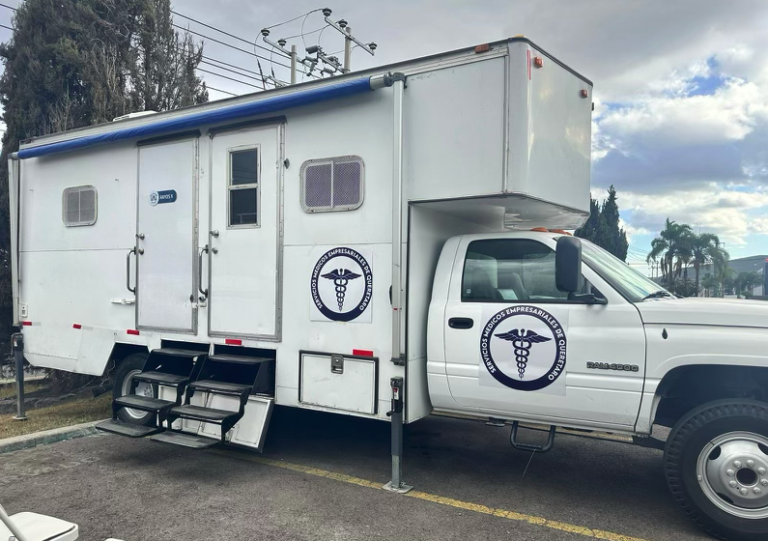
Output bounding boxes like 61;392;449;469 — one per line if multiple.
428;230;768;541
429;230;648;431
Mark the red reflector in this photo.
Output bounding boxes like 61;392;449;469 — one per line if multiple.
21;321;32;326
353;349;374;357
225;338;242;346
73;324;82;329
474;43;490;54
533;56;544;68
127;329;140;335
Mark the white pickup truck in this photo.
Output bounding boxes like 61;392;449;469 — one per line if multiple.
427;230;768;541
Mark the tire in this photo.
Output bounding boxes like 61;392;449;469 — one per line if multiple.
113;352;153;425
664;399;768;541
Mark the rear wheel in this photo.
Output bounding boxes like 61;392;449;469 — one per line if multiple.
113;352;153;425
665;399;768;541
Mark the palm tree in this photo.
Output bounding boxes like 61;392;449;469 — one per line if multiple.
690;233;728;296
647;219;693;289
700;274;719;297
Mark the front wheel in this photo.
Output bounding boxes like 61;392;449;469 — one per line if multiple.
665;399;768;541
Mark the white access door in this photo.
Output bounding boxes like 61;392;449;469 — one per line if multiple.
209;125;281;339
441;237;646;429
136;138;198;332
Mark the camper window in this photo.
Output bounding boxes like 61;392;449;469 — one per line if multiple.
62;185;97;227
228;148;259;227
300;156;364;212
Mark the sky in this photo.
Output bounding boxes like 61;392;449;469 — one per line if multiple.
2;0;768;270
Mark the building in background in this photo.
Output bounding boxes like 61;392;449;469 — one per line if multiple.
701;255;768;297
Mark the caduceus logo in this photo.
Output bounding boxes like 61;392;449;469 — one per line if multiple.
311;247;373;322
494;329;552;379
480;306;567;392
321;269;362;311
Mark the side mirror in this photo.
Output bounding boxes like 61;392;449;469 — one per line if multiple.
556;236;582;293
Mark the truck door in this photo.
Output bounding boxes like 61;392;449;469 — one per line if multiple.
136;138;198;332
208;124;282;339
441;236;646;429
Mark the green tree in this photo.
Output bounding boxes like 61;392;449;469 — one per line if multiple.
690;233;728;296
129;0;207;111
575;186;629;262
735;271;761;299
647;219;693;289
574;197;600;242
0;0;207;375
700;274;720;297
597;186;629;261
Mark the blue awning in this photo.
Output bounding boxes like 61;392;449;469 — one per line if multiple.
18;77;375;159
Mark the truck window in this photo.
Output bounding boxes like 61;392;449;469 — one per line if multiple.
462;239;583;303
228;148;259;227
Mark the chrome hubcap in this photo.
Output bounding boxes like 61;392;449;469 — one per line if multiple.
120;369;153;421
697;431;768;519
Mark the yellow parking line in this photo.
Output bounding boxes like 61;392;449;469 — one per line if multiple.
212;450;653;541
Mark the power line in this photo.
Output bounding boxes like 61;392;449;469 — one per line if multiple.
200;58;268;84
0;23;12;31
0;3;16;12
205;85;237;97
196;66;264;90
202;54;263;78
171;23;295;71
170;10;289;59
264;8;323;30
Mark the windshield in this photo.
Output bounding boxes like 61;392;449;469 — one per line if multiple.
579;240;673;303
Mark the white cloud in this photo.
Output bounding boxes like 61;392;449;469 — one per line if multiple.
622;187;768;246
599;80;768;148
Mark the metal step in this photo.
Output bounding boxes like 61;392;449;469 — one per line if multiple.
189;380;252;395
133;371;189;386
154;348;207;359
169;404;239;423
150;431;219;449
208;354;273;365
96;419;162;438
114;395;175;412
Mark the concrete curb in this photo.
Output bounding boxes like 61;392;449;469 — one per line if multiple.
0;419;105;454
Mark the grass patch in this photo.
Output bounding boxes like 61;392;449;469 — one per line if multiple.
0;393;111;439
0;381;46;400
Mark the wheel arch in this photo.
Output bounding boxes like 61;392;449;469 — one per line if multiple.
653;364;768;428
103;343;149;377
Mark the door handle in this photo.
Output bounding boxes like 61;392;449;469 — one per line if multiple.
198;245;209;298
126;248;136;294
448;317;474;329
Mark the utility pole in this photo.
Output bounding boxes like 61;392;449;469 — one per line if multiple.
343;27;352;73
290;44;297;84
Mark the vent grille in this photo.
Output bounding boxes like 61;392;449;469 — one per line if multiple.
301;156;364;212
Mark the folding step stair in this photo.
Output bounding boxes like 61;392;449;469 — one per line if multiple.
150;353;274;449
96;348;207;437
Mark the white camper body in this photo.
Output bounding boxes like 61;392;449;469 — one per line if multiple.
8;38;592;447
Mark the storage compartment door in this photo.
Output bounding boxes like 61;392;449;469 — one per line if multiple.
136;138;198;331
299;352;377;414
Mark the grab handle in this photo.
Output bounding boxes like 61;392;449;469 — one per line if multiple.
198;245;209;298
126;248;136;294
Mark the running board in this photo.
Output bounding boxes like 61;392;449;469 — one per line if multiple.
509;421;556;452
96;419;163;438
150;431;219;449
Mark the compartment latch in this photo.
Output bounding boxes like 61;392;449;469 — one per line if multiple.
331;354;344;374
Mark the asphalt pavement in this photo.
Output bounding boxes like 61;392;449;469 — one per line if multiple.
0;407;709;541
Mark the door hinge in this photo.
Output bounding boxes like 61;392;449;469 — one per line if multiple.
390;354;406;366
